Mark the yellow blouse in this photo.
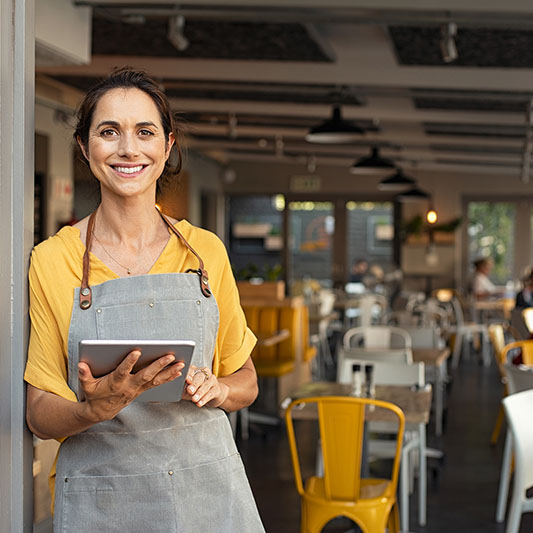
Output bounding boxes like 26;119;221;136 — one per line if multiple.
24;218;256;401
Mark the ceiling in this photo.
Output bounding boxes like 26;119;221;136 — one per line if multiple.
35;0;533;181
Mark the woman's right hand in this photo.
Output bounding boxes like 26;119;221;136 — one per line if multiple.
78;350;185;423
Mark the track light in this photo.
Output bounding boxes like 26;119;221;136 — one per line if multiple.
378;168;416;190
440;22;458;64
305;105;364;144
350;147;395;175
396;187;431;203
168;15;189;52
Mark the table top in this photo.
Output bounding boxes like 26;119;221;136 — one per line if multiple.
474;298;515;311
287;381;432;425
256;329;290;347
413;347;451;366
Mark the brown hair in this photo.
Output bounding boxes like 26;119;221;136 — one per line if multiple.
74;67;182;182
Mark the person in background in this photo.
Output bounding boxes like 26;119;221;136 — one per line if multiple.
349;259;369;283
515;269;533;308
472;258;499;299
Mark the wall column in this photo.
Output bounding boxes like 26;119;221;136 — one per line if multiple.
0;0;35;530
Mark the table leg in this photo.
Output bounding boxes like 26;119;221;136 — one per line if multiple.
436;362;445;436
418;423;427;526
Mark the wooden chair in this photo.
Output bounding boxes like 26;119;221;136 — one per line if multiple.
488;324;508;445
285;395;405;533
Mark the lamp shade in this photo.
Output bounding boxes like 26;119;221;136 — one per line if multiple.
305;105;364;144
396;187;431;203
350;147;395;174
378;168;416;191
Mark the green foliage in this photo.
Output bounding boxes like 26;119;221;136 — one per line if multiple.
468;202;514;283
233;262;283;281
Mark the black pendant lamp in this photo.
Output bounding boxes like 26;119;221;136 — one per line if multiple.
378;168;416;191
350;147;395;174
305;105;364;144
396;186;431;203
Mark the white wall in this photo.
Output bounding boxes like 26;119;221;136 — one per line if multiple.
35;102;75;236
184;150;223;227
35;0;91;66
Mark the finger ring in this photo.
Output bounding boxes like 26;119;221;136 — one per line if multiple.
194;368;210;382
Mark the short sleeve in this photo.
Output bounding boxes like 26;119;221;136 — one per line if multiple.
24;250;77;402
210;239;257;377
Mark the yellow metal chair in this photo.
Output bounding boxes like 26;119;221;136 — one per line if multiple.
521;307;533;334
501;339;533;366
285;396;405;533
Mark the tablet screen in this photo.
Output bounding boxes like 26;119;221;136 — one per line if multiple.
78;339;195;402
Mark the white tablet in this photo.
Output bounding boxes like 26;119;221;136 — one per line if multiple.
78;339;195;402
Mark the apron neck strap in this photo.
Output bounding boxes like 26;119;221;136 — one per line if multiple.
157;210;212;298
79;208;212;309
79;210;96;309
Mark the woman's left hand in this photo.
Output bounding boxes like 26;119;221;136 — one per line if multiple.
183;365;229;408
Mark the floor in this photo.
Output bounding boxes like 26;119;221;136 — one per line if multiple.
239;355;533;533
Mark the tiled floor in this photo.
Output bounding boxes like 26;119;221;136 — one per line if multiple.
240;356;533;532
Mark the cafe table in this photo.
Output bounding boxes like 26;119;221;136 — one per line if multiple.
284;381;432;532
474;297;515;321
413;347;450;437
341;346;450;437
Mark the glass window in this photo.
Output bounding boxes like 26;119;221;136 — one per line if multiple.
467;201;515;284
288;201;334;286
346;201;394;280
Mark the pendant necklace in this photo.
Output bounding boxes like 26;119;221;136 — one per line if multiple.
92;233;139;275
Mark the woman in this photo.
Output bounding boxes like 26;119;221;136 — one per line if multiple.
25;68;264;532
472;258;498;299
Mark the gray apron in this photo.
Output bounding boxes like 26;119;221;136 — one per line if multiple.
53;211;264;533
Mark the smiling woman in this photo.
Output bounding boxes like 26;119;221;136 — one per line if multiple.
24;68;264;533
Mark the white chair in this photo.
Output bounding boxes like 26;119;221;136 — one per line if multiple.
434;290;490;368
342;325;413;363
496;364;533;526
500;387;533;533
344;293;388;329
337;358;426;533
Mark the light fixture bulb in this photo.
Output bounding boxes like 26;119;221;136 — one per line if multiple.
426;209;438;224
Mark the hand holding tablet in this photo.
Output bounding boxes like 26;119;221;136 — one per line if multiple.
79;340;195;402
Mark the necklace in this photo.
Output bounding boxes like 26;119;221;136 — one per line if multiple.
92;232;138;275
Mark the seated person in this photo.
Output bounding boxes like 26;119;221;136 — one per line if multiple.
516;269;533;309
349;259;369;283
472;258;501;299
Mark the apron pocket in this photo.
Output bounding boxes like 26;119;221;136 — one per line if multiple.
173;453;264;533
58;471;178;533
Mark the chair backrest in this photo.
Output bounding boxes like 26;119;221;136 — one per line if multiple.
401;326;443;349
501;340;533;366
243;305;301;364
337;358;425;387
502;389;533;492
285;396;405;501
503;363;533;395
343;326;412;351
488;324;506;366
522;307;533;333
511;308;530;340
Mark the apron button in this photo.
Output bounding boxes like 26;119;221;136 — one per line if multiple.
196;300;201;305
80;300;90;310
149;302;154;308
202;277;208;284
96;308;102;313
80;287;90;297
64;478;68;483
168;470;174;476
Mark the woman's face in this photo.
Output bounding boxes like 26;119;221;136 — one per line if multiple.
80;88;174;201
